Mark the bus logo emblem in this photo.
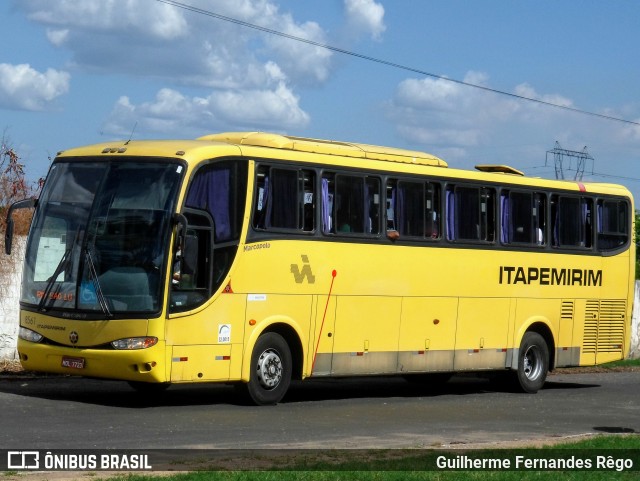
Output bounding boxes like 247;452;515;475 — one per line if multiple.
290;255;315;284
69;331;79;344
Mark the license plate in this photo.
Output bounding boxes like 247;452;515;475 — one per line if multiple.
61;356;85;369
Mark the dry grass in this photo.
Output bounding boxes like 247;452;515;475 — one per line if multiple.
0;358;23;373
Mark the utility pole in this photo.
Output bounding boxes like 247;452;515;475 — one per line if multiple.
545;141;594;181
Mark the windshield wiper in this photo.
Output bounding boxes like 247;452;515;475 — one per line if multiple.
84;248;112;317
38;248;71;312
38;227;81;312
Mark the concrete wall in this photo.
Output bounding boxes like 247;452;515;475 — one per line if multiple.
630;280;640;359
0;237;25;360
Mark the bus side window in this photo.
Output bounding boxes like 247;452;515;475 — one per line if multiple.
366;177;381;234
253;167;268;229
396;180;424;237
386;180;397;232
597;199;629;251
533;193;547;245
425;182;441;239
501;190;546;246
303;170;315;232
336;175;362;233
274;168;297;229
481;188;496;242
391;179;440;239
253;165;315;232
169;209;213;312
447;185;495;242
323;173;380;235
552;195;593;248
321;174;335;234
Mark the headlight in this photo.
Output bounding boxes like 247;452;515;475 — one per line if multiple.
19;327;43;343
111;337;158;350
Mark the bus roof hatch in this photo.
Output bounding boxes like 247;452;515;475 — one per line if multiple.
475;164;525;176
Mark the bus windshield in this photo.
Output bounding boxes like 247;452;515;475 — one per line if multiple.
21;159;183;317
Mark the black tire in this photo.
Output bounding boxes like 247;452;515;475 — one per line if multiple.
245;332;292;405
515;332;549;393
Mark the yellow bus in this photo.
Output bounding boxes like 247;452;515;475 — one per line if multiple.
6;132;635;405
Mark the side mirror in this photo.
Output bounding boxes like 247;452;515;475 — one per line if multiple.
5;198;37;255
5;218;14;255
172;212;188;249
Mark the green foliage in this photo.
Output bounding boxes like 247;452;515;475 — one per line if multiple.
601;358;640;368
100;436;640;481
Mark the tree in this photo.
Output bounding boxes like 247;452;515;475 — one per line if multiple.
0;132;42;236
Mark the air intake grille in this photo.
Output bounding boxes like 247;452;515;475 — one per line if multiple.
582;300;626;354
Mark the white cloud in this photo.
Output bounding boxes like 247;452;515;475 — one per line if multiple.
0;63;70;111
102;81;310;138
389;71;571;150
46;28;69;46
263;17;333;84
344;0;386;40
514;83;573;108
24;0;187;40
390;71;523;149
18;0;333;87
387;71;640;176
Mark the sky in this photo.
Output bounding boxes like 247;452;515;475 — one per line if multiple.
1;0;640;202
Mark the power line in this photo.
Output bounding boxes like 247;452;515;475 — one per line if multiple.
590;171;640;183
156;0;640;128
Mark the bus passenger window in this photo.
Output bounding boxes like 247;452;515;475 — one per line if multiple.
323;173;380;235
321;175;334;233
447;185;495;242
271;169;299;229
396;180;424;237
336;175;363;233
391;179;441;239
303;171;315;232
366;177;381;234
501;191;546;246
386;181;396;232
533;193;547;245
597;199;628;251
552;195;593;248
253;165;315;232
425;182;441;239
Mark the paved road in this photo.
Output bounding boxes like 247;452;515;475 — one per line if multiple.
0;371;638;449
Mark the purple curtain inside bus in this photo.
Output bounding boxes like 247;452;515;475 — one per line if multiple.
185;168;231;242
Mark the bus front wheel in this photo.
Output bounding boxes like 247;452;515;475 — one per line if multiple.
515;332;549;393
245;332;292;405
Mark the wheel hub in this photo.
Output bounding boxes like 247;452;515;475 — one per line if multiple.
256;349;282;389
523;345;542;380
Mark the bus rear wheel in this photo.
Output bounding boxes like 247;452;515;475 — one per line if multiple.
245;332;292;405
514;332;549;393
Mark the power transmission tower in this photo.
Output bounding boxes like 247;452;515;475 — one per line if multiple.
545;141;594;181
